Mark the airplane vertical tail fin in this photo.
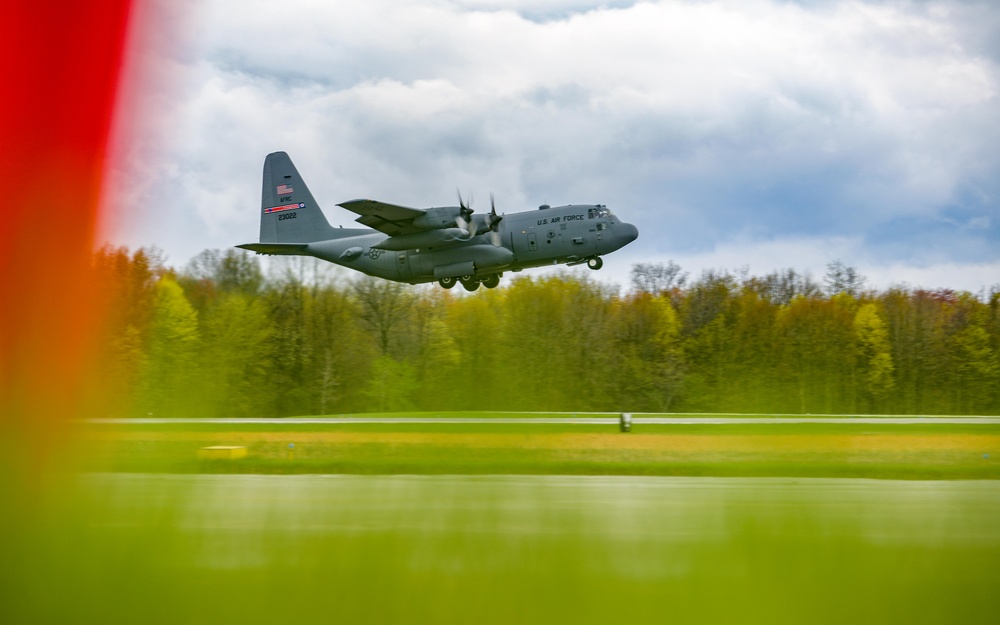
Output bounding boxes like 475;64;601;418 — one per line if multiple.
258;152;337;244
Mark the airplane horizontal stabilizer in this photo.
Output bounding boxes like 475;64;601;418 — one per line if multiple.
236;242;310;255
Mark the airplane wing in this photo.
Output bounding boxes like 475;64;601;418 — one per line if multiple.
337;199;427;236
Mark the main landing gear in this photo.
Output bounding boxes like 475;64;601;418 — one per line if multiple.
439;274;502;291
460;275;479;291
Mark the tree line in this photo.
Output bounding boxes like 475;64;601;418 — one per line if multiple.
89;247;1000;417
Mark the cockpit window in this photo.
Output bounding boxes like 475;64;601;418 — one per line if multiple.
588;206;613;219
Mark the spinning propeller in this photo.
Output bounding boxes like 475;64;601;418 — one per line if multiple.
455;190;504;246
486;192;503;246
455;190;474;236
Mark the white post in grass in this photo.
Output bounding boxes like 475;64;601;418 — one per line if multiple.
619;413;632;433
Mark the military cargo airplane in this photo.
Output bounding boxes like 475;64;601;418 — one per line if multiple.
237;152;638;290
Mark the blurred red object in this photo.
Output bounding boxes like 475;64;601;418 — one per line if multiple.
0;0;136;470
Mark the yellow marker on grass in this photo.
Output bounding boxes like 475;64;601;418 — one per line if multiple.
198;446;247;460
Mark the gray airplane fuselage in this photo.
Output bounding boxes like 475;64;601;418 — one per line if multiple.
307;203;637;284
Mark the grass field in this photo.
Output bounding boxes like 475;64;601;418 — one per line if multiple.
77;417;1000;479
5;473;999;624
4;414;997;624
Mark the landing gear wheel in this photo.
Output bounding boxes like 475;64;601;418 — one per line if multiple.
587;257;603;270
482;274;501;289
439;276;457;289
461;279;481;292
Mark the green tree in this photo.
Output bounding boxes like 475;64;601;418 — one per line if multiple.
416;314;461;409
746;268;821;306
613;292;684;411
260;276;311;416
361;355;419;412
824;260;866;298
854;303;896;412
139;277;200;418
304;286;374;415
948;293;999;413
630;261;687;296
774;295;856;413
259;273;376;416
724;288;780;411
492;274;616;411
181;248;263;311
353;277;417;357
196;293;275;417
89;246;1000;417
91;246;162;416
443;288;504;410
678;271;739;411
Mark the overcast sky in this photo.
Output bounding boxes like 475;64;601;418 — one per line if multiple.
104;0;1000;292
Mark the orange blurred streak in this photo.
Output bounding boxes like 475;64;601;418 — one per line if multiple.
0;1;137;474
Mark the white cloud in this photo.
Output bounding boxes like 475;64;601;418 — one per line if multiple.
105;0;1000;288
611;234;1000;294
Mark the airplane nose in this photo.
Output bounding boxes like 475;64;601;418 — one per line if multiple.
617;222;638;247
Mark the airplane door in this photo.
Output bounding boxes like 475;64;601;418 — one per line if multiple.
527;232;537;251
396;251;412;280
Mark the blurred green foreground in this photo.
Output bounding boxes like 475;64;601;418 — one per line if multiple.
4;474;998;624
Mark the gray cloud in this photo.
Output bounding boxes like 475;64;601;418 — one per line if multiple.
107;0;1000;290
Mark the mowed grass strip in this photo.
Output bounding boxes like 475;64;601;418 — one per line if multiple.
80;424;1000;479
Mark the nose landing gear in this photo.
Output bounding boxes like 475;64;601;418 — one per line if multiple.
587;256;603;270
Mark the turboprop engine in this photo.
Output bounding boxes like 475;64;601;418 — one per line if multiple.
411;204;473;230
374;193;504;251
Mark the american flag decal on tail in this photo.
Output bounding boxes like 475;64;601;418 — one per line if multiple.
277;184;294;195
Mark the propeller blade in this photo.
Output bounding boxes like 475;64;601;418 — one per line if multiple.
488;193;503;230
490;229;502;246
457;189;473;217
